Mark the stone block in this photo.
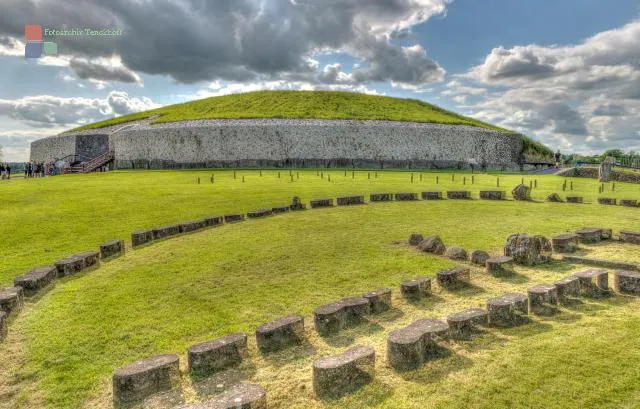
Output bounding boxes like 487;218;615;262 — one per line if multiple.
446;308;488;340
362;288;392;313
14;266;57;297
547;193;563;202
314;297;370;335
511;184;531;201
255;314;304;352
100;240;125;259
337;195;365;206
247;209;272;218
0;287;24;316
394;192;418;201
480;190;505;200
290;196;306;211
620;199;638;208
271;206;290;214
310;198;333;208
179;220;207;233
188;333;248;376
552;234;579;253
554;276;581;303
614;271;640;295
78;251;101;269
0;311;6;341
55;255;85;277
504;233;552;265
527;284;558;315
180;384;267;409
446;246;468;261
387;319;448;369
112;354;181;406
204;216;223;226
620;231;640;245
152;225;181;240
437;266;470;289
223;214;245;223
417;235;446;255
370;193;392;202
598;198;617;206
400;277;431;299
486;256;514;274
566;196;583;203
486;293;529;327
576;228;604;244
313;345;375;397
469;250;490;265
408;234;424;246
132;230;154;247
421;191;442;200
447;191;471;200
574;269;609;298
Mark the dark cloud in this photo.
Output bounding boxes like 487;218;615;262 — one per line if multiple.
69;58;141;84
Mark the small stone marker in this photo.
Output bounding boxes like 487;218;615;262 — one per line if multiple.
314;297;370;335
480;191;505;200
504;233;552;265
179;220;207;233
620;231;640;245
336;195;365;206
14;266;57;297
100;240;125;259
445;246;468;261
511;184;531;201
552;234;579;253
387;319;448;369
614;271;640;295
446;308;488;340
204;216;223;226
271;206;290;214
55;255;85;277
417;235;446;255
78;251;100;269
566;196;583;203
0;287;24;316
408;234;424;246
575;228;605;244
152;225;181;240
437;266;470;289
486;256;514;274
469;250;490;266
554;276;581;303
112;354;181;406
620;199;638;208
527;284;558;315
421;191;442;200
247;209;273;218
313;345;375;397
188;333;248;376
224;214;245;223
362;288;392;313
547;193;563;202
181;384;267;409
574;269;609;298
369;193;392;202
0;311;6;341
310;198;333;208
447;191;471;200
394;192;418;201
598;198;617;206
486;293;529;327
255;314;305;352
132;230;154;248
400;277;431;299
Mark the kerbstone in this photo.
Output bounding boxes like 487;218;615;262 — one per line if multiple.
614;271;640;295
313;345;375;397
400;277;431;299
447;308;488;340
528;284;558;315
552;234;579;253
0;287;24;316
132;230;153;247
112;354;181;406
188;333;248;376
487;293;529;327
256;314;305;352
447;191;471;200
387;319;449;369
100;240;125;259
14;266;57;297
574;269;609;298
394;192;418;201
362;288;392;313
437;266;470;289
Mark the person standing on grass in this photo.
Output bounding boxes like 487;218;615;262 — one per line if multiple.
6;163;10;179
24;162;28;178
0;163;5;180
555;150;561;167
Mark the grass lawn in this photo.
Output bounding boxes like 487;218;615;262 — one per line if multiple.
1;170;640;409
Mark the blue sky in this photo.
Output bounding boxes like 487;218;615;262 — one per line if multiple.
1;0;639;161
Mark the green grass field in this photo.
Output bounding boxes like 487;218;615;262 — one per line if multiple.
2;170;640;409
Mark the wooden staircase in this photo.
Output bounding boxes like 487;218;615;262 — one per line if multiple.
66;151;115;174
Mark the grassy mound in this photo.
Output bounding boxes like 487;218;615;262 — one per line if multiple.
66;91;507;133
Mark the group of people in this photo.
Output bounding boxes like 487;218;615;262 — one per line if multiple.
0;163;11;179
23;161;52;178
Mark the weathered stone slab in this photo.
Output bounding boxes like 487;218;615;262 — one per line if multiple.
223;214;245;223
421;191;442;200
487;293;529;327
313;345;375;397
370;193;392;202
486;256;514;274
598;198;617;206
446;246;468;261
447;191;471;200
511;184;531;201
132;230;154;247
152;224;181;240
620;199;638;208
552;234;579;253
554;276;581;303
394;192;418;201
547;193;563;202
576;228;605;244
55;255;85;277
256;314;304;352
437;266;470;289
0;287;24;316
0;311;6;341
247;209;272;218
310;198;333;208
504;233;552;265
528;284;558;315
204;216;223;226
574;269;609;298
620;231;640;245
112;354;181;406
614;271;640;295
314;298;370;335
566;196;583;203
14;266;57;297
271;206;290;214
387;319;448;369
78;251;101;269
100;240;125;259
179;220;207;233
290;196;306;211
181;384;267;409
447;308;488;340
469;250;490;266
480;190;506;200
417;235;446;255
400;277;431;299
363;288;392;313
408;234;424;246
337;195;365;206
188;333;248;376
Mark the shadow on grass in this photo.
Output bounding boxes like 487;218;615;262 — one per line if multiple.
368;307;404;324
395;347;474;384
321;379;394;408
533;260;577;274
492;319;554;338
321;320;386;348
131;388;185;409
439;282;486;296
259;339;318;367
191;364;258;399
491;270;530;284
403;293;446;309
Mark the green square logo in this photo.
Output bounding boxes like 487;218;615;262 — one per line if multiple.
43;42;57;55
